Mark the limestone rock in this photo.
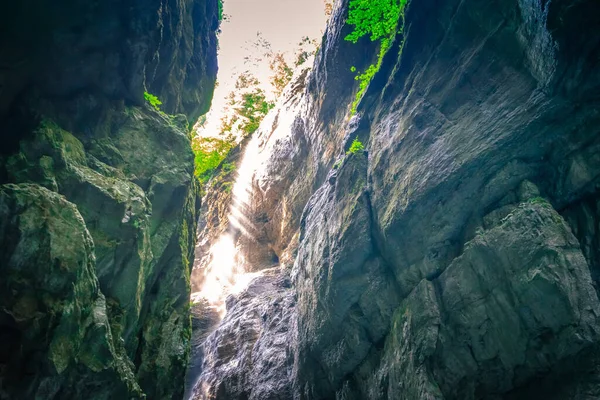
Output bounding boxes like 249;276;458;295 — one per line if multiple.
0;184;142;399
190;271;295;400
0;0;218;397
190;0;600;398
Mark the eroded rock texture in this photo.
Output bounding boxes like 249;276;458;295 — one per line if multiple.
0;0;219;398
192;0;600;399
192;270;295;400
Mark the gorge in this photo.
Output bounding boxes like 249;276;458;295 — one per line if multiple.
1;0;600;399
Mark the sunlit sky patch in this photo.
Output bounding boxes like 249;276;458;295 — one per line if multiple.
196;0;328;138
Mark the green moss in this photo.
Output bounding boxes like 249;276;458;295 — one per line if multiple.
218;0;224;21
528;196;550;206
0;184;144;397
38;119;87;165
191;137;235;184
169;114;190;133
347;137;365;154
144;91;163;111
345;0;409;114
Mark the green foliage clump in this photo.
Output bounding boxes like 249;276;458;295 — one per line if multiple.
233;88;275;136
527;196;552;208
221;181;233;193
269;52;294;95
294;37;319;67
221;162;236;174
345;0;408;114
222;74;273;135
144;91;162;111
218;0;224;21
191;137;234;184
347;137;365;154
345;0;406;43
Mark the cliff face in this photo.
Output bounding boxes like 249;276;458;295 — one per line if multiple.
0;0;218;398
191;0;600;399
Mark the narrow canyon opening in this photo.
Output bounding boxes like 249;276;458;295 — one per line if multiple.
185;0;329;396
190;0;328;310
1;0;599;399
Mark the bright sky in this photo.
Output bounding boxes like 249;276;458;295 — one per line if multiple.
197;0;328;137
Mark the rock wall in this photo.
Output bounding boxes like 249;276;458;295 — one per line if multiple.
191;0;600;398
0;0;219;398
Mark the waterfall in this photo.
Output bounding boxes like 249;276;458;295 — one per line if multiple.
191;133;264;316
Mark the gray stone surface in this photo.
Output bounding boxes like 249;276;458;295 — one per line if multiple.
356;200;600;399
190;270;295;400
192;0;600;398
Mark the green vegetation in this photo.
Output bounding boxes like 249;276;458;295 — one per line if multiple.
144;91;162;111
528;196;549;205
237;90;275;134
221;162;236;173
220;76;275;138
270;52;294;95
221;181;233;193
218;0;224;21
294;36;319;67
324;0;334;17
345;0;408;114
191;137;234;184
347;137;365;154
352;63;380;113
345;0;406;43
192;84;273;187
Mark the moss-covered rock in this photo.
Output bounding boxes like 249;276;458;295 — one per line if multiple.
0;0;216;396
0;183;143;399
1;108;201;398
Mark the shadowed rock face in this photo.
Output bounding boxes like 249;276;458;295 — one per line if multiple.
0;184;144;399
0;0;218;140
0;0;218;398
191;0;600;399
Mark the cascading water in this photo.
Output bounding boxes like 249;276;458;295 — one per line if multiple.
190;75;310;314
184;1;327;397
185;65;315;398
184;134;265;400
191;133;264;316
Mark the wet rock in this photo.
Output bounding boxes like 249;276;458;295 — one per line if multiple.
0;0;218;132
2;109;200;399
190;270;295;400
185;300;222;399
562;194;600;297
292;152;400;399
